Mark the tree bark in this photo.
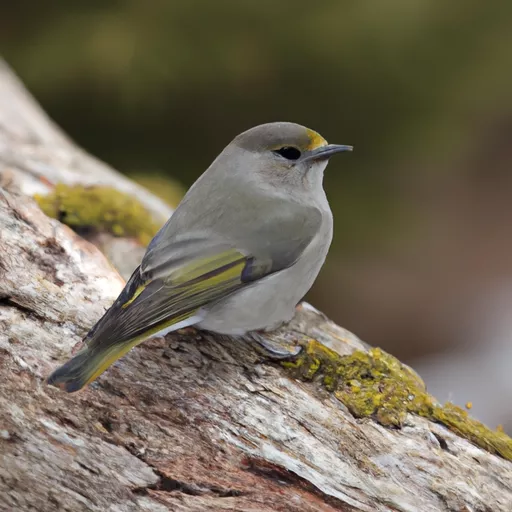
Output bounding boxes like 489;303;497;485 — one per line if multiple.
0;59;511;512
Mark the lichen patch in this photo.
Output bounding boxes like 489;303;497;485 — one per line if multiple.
283;342;512;461
35;184;161;246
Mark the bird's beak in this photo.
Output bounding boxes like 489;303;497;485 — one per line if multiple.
302;144;353;163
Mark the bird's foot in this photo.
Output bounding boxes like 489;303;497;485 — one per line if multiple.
248;331;302;360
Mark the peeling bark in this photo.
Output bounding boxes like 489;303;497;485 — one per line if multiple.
0;59;511;512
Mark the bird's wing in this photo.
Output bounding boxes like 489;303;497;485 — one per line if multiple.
93;199;322;347
47;204;322;392
90;242;266;348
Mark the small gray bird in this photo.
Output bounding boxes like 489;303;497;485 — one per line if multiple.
47;122;352;392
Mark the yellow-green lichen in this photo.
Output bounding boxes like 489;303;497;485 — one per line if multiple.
35;184;161;245
283;343;512;461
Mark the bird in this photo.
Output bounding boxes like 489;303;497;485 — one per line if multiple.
47;122;352;392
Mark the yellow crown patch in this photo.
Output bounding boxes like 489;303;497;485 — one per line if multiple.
306;128;328;150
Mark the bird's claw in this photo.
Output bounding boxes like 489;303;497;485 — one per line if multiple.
248;332;303;360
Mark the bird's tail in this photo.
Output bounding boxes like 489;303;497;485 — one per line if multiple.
46;314;201;393
46;336;144;393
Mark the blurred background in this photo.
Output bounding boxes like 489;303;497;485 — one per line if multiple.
2;0;512;432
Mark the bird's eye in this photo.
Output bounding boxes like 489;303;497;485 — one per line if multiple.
273;146;302;161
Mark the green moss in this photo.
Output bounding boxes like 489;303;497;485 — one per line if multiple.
35;184;162;245
430;403;512;460
283;343;512;461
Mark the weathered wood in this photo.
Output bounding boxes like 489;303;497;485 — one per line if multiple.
1;59;511;512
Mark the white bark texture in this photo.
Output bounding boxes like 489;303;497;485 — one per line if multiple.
0;60;511;512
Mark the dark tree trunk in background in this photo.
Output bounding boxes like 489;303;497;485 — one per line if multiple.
0;59;511;512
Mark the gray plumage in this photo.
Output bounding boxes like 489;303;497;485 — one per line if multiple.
47;121;352;392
